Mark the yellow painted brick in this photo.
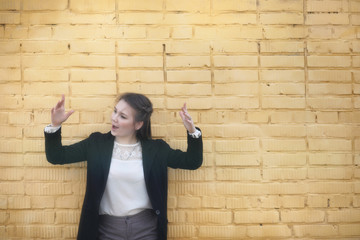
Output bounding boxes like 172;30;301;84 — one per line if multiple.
0;197;6;209
0;83;21;95
307;194;328;207
339;224;360;236
117;0;163;11
24;69;68;82
260;69;305;82
308;70;351;82
71;55;115;68
28;26;52;39
0;56;20;68
0;168;23;180
260;41;304;53
118;41;163;54
309;153;352;165
263;168;307;180
118;56;162;68
168;225;195;238
167;83;211;96
214;55;258;67
247;111;269;123
215;153;259;167
316;111;338;123
71;69;115;82
329;195;352;207
262;96;305;109
234;210;279;223
22;40;67;53
172;26;192;39
187;211;232;224
0;69;20;81
214;70;258;83
263;26;306;39
215;83;258;96
261;56;304;67
8;196;31;209
52;25;105;39
307;0;348;12
294;225;338;237
281;210;325;223
199;226;246;238
247;225;292;238
31;196;55;209
23;0;67;10
117;83;164;95
70;40;115;53
260;13;303;25
201;196;225;209
167;56;210;68
7;225;62;238
147;26;170;39
308;97;352;109
55;210;81;223
328;210;360;223
123;26;146;39
354;15;360;25
308;167;352;180
166;0;210;12
24;83;69;95
307;56;351;67
55;196;79;209
218;26;263;39
0;12;20;24
167;70;210;83
212;0;257;11
259;0;303;11
262;83;305;95
72;82;116;95
166;41;210;54
307;125;352;137
354;196;360;207
214;96;259;109
212;13;257;24
0;139;22;153
339;111;360;123
216;168;261;181
215;139;259;152
4;25;27;39
263;196;305;208
306;13;349;25
309;182;352;194
176;196;201;209
0;0;20;10
262;139;307;151
214;41;258;54
0;41;20;53
215;124;260;138
70;0;115;12
25;182;72;196
309;138;351;151
263;153;307;166
23;55;68;68
118;12;163;25
307;40;351;53
0;153;23;167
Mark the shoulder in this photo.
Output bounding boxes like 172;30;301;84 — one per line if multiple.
88;131;114;142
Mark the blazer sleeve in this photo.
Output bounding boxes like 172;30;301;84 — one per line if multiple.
44;127;90;165
165;127;203;170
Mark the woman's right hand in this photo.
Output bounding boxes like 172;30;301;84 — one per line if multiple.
51;94;74;127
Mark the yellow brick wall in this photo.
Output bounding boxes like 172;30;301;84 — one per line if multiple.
0;0;359;239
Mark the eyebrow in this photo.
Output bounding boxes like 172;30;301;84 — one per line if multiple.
114;107;128;117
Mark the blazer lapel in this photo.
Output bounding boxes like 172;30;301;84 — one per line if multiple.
141;139;157;181
102;132;115;183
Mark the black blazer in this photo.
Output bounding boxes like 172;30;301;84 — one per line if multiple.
44;128;203;240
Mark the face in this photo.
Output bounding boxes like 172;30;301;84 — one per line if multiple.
111;100;143;141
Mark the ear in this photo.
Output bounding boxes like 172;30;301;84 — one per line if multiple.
135;121;144;131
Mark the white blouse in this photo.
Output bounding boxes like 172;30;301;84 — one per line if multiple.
99;141;152;216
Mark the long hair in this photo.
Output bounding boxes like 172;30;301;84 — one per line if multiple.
116;93;153;141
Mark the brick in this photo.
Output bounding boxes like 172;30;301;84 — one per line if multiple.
212;0;257;11
214;97;259;109
23;55;68;68
260;0;303;11
172;26;192;39
118;12;163;25
6;225;62;238
307;125;352;137
199;226;246;238
70;0;115;12
0;56;20;68
247;111;269;123
215;124;261;138
177;196;201;208
55;210;81;224
263;168;307;180
55;196;79;209
307;195;328;207
261;56;304;67
218;26;263;39
235;210;279;223
24;83;69;95
307;56;351;67
260;13;303;25
308;70;351;82
309;153;352;165
23;0;68;10
117;0;163;11
308;138;351;151
262;83;305;95
0;168;23;180
0;197;6;209
167;56;210;68
71;55;115;68
262;96;306;109
329;195;352;207
166;41;210;54
167;70;211;83
168;225;195;238
260;70;305;82
0;83;21;95
307;41;351;53
0;69;20;81
0;0;20;10
8;196;31;209
0;153;23;167
24;69;68;82
201;196;225;209
0;183;24;195
306;13;349;25
4;25;27;39
0;140;22;153
214;70;258;83
328;210;360;223
307;0;348;12
308;167;352;180
167;83;211;96
31;196;55;209
118;56;162;68
70;40;115;53
215;153;259;166
71;69;115;82
339;224;360;236
0;12;20;24
307;97;352;109
53;25;105;39
262;139;306;151
309;182;352;194
316;111;338;123
164;13;212;25
0;41;20;53
212;13;257;25
281;210;325;223
294;225;338;237
123;26;146;39
214;56;258;67
216;168;261;181
147;26;170;39
260;41;304;53
215;139;259;152
263;153;307;166
72;82;116;95
187;211;232;224
263;26;306;39
166;0;210;12
215;83;258;95
247;225;292;238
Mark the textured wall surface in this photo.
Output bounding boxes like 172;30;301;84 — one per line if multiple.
0;0;360;239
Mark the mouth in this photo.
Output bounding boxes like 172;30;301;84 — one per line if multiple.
112;125;119;131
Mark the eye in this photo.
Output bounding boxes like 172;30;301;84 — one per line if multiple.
113;108;117;113
120;115;127;119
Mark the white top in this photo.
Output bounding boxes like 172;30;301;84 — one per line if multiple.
99;141;152;216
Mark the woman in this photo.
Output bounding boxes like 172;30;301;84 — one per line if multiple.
44;93;203;240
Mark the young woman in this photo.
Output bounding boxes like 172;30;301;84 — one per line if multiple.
44;93;203;240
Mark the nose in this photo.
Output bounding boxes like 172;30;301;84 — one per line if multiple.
111;113;117;122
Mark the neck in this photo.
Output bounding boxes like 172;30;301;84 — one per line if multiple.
115;135;138;145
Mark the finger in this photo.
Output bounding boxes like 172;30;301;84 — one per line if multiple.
65;110;75;119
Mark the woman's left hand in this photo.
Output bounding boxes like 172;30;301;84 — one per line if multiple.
179;103;196;134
